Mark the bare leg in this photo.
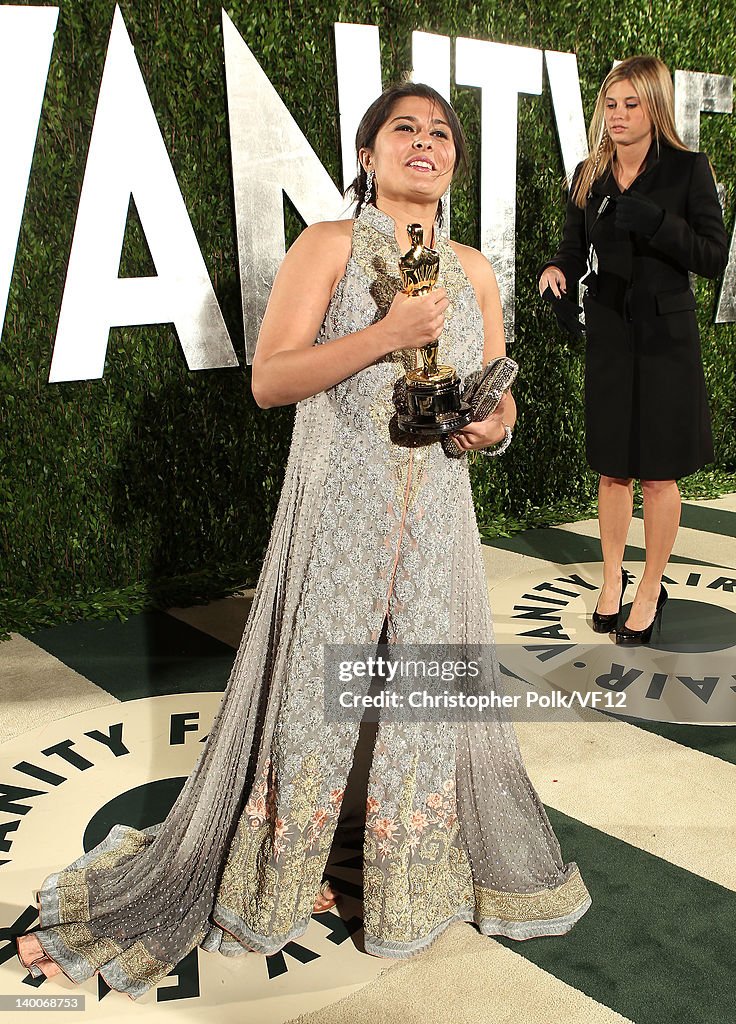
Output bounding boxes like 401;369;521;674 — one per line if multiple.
16;934;63;978
597;475;634;614
624;479;680;630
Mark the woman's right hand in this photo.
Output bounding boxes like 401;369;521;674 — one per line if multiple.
381;287;450;351
538;266;567;298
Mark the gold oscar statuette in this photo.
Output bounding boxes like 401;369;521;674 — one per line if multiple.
396;224;472;436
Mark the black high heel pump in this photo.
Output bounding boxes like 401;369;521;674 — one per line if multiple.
592;568;629;633
615;584;668;645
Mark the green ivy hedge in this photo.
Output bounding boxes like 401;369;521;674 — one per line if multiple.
1;0;734;633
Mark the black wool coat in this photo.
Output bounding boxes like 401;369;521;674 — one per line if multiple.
545;141;728;480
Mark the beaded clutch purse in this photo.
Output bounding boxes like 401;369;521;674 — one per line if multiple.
441;356;518;459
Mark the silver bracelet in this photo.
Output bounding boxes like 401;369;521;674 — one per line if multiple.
478;423;513;458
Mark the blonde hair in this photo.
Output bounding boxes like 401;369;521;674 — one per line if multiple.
571;55;689;208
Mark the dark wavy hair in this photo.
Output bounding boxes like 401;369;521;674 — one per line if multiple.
346;82;469;228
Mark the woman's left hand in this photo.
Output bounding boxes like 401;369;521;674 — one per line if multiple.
450;395;514;453
614;192;664;238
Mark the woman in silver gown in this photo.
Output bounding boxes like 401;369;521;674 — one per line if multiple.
17;83;590;998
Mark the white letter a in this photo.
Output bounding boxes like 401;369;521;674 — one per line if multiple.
50;5;236;382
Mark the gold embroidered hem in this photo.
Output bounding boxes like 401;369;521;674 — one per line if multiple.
475;866;590;923
474;867;592;939
53;826;152;926
362;866;591;956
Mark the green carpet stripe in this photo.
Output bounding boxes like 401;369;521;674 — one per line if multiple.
634;502;736;538
481;527;723;568
501;808;736;1024
25;612;233;701
616;717;736;766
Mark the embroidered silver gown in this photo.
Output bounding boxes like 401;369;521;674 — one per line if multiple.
17;205;591;998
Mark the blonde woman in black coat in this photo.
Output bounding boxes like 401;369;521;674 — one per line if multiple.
539;55;728;644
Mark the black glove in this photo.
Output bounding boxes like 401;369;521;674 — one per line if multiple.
614;192;665;238
542;285;585;337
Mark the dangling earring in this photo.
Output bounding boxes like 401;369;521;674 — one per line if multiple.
438;188;450;237
360;168;375;214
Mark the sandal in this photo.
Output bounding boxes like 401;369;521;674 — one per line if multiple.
312;880;338;914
